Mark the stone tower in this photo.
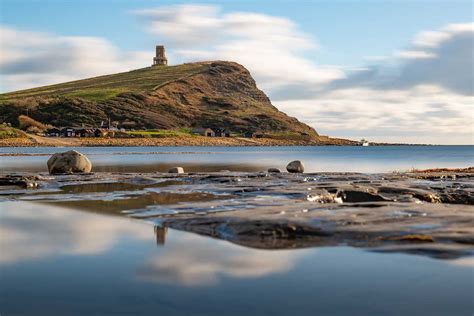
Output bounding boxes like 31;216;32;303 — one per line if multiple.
153;45;168;66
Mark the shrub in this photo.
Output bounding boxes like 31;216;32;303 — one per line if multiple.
18;115;47;131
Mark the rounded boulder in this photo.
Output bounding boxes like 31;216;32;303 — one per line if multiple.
286;160;304;173
47;150;92;174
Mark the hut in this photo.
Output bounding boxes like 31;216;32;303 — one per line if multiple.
243;131;253;138
192;128;215;137
213;128;224;137
60;127;75;137
75;128;94;137
46;128;60;137
253;131;264;138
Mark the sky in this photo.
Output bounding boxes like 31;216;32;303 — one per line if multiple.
1;0;473;144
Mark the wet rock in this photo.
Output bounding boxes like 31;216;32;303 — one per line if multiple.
168;167;184;174
286;160;304;173
267;168;281;173
0;175;41;188
307;192;342;203
336;190;387;203
47;150;92;175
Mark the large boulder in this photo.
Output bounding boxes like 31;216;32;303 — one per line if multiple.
47;150;92;174
286;160;304;173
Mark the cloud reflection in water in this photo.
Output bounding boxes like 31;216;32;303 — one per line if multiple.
0;201;303;287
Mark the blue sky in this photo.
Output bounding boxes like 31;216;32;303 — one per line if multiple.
2;0;471;67
1;0;473;144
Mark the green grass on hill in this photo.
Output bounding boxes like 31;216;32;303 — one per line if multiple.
0;124;27;139
0;63;211;102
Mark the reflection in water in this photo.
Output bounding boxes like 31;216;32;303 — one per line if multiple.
1;201;473;315
0;202;149;264
45;191;222;214
0;201;299;284
138;231;300;286
154;226;168;245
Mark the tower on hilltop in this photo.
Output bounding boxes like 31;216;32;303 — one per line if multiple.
153;45;168;66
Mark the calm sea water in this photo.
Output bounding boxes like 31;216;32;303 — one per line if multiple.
1;146;473;315
1;145;473;173
1;202;472;316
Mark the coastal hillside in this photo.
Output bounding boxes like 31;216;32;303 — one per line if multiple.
0;61;317;135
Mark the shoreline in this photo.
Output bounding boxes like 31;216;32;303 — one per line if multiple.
0;135;359;147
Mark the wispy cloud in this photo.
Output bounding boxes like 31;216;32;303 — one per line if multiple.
134;4;344;91
0;26;149;92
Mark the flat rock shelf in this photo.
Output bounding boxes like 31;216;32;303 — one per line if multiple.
1;169;473;259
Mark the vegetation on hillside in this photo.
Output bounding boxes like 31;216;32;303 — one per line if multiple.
0;124;27;139
0;61;318;137
18;115;49;133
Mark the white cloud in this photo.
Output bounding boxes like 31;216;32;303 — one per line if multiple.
135;4;344;91
0;26;149;92
277;85;474;144
395;50;436;59
414;23;474;47
273;22;473;144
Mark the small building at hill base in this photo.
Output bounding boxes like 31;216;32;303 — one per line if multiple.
75;128;95;137
192;128;215;137
46;128;60;137
61;127;75;137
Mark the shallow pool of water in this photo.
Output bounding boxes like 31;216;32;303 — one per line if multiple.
0;201;472;315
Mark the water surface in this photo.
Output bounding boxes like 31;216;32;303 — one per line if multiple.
1;145;473;173
0;201;472;316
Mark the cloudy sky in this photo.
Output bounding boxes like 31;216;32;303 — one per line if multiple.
1;0;472;144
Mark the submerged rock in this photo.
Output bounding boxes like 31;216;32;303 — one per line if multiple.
47;150;92;175
286;160;304;173
168;167;184;174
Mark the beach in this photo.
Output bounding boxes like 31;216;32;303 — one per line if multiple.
0;134;356;147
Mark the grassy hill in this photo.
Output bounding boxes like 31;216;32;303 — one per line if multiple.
0;61;318;136
1;63;209;102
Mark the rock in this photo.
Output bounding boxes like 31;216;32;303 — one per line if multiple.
286;160;304;173
47;150;92;174
168;167;184;174
0;175;41;188
336;190;387;203
267;168;281;173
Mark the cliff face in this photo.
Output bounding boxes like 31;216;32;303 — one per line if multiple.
0;61;317;135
